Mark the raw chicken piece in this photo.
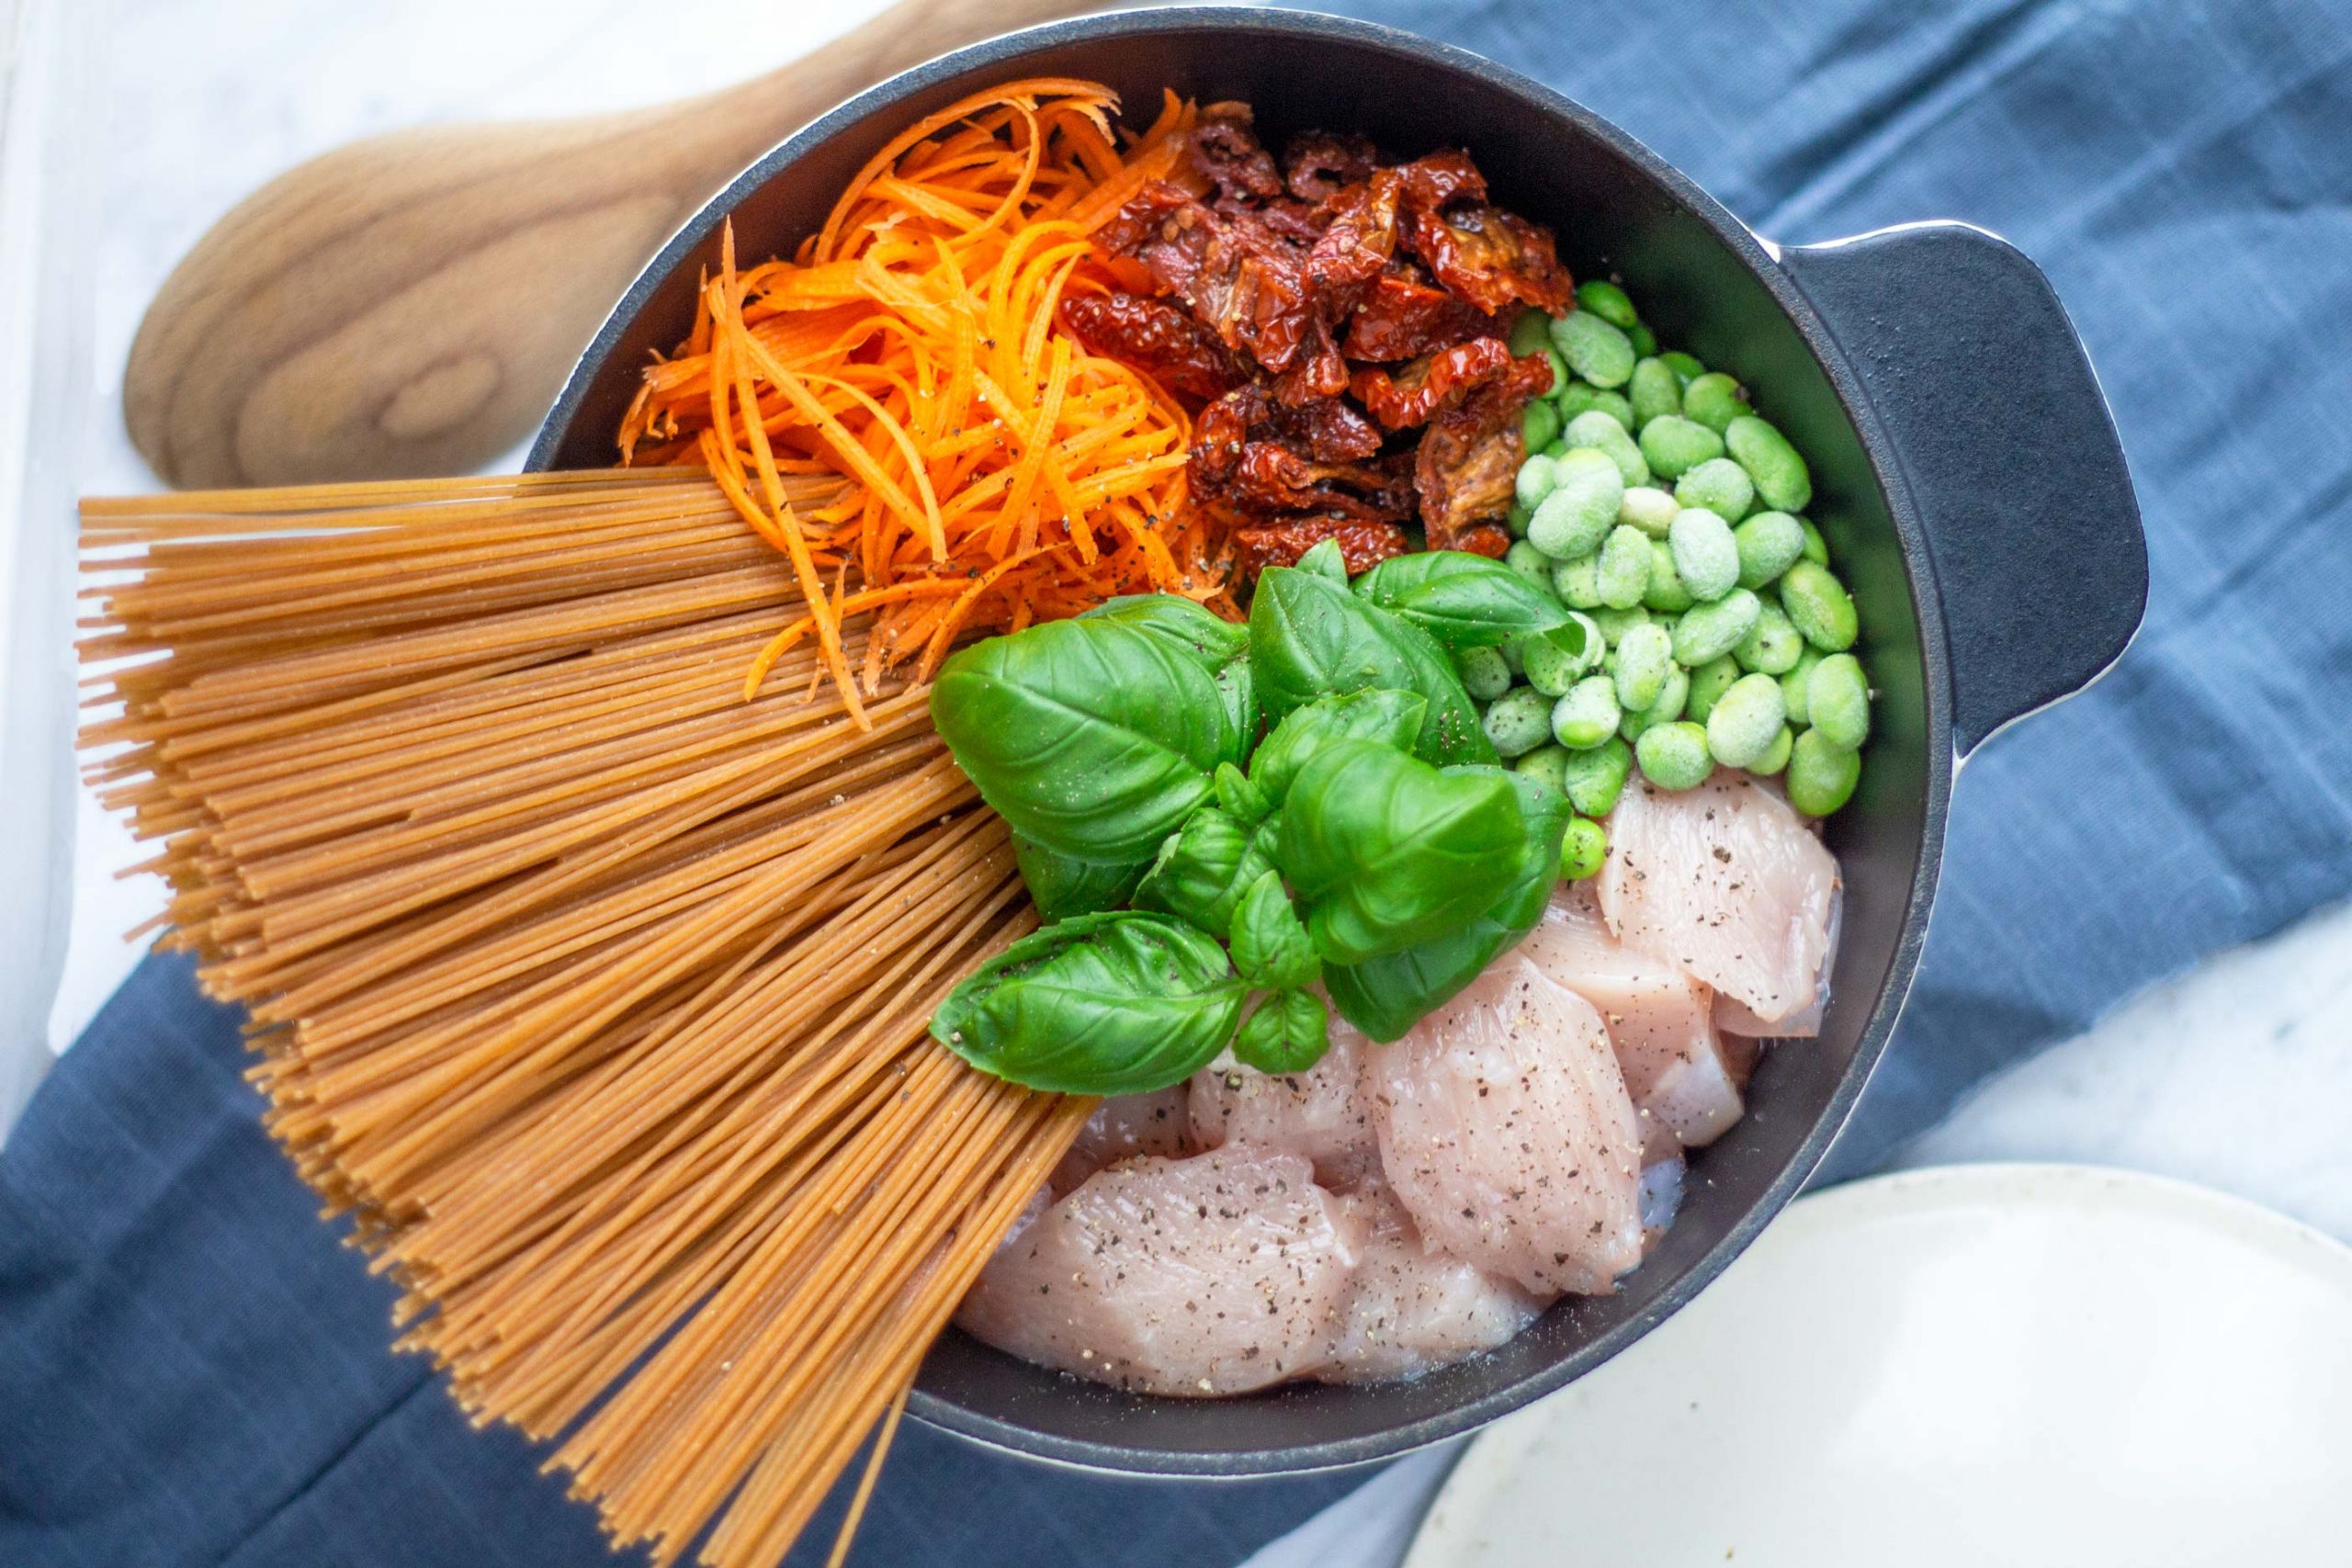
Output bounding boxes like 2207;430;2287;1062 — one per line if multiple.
1598;770;1838;1028
956;1147;1357;1396
1369;956;1645;1296
1051;1086;1195;1193
1714;987;1822;1039
1317;1179;1544;1384
1637;1153;1685;1245
1189;1021;1378;1183
1518;884;1745;1148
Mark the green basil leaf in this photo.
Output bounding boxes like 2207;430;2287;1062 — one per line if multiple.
1295;536;1350;583
933;617;1242;863
1079;594;1259;756
1352;549;1575;650
1276;739;1524;964
1229;870;1320;990
1215;761;1272;826
1011;834;1148;925
1133;807;1279;936
1247;687;1428;808
1249;567;1496;768
1324;772;1572;1041
1231;987;1331;1075
932;911;1245;1094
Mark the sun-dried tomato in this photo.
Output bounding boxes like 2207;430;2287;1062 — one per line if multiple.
1099;183;1219;299
1272;314;1351;406
1305;169;1402;303
1235;519;1410;580
1059;292;1246;402
1193;386;1411;525
1189;212;1314;372
1394;149;1488;215
1404;204;1573;315
1414;354;1555;547
1342;271;1494;361
1283;131;1380;204
1189;111;1283;202
1350;338;1529;430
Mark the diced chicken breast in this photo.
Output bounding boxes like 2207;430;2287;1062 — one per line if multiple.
1599;770;1839;1028
1051;1086;1195;1193
956;1147;1356;1396
1518;884;1745;1148
1714;987;1822;1039
1369;957;1645;1297
1317;1180;1544;1384
1189;1021;1378;1184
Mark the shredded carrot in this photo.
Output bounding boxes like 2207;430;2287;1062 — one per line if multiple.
621;79;1231;712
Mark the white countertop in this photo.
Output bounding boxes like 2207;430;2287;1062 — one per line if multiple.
11;2;2351;1563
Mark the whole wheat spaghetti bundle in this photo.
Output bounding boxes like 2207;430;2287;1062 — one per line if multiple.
77;79;1236;1568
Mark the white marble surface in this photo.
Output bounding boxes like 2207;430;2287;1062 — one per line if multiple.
13;2;2352;1564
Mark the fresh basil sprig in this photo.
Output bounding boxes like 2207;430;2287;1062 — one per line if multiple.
1294;536;1350;583
931;616;1243;864
1081;593;1257;743
1351;550;1576;651
1249;566;1496;769
1247;687;1426;808
931;911;1246;1094
1012;834;1147;926
1232;987;1330;1074
1324;771;1570;1041
1277;739;1525;965
1229;870;1319;990
1133;807;1280;937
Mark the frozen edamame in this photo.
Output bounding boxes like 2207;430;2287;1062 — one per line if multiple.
1562;410;1649;487
1636;414;1724;481
1673;457;1756;524
1735;600;1805;675
1725;414;1813;513
1629;356;1682;426
1529;449;1624;559
1672;587;1762;666
1705;672;1788;770
1559;737;1634;816
1635;721;1713;791
1455;644;1512;701
1553;675;1622;749
1611;621;1674;711
1686;654;1742;724
1595;525;1651;609
1734;511;1806;589
1679;372;1749;434
1551;310;1636;389
1779;560;1858;650
1482;685;1555;759
1787;728;1861;816
1668;507;1741;603
1560;816;1609;880
1807;652;1871;749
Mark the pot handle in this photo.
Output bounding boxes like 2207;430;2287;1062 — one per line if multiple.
1778;222;2146;756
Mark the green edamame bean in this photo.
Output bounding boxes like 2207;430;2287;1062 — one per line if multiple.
1575;279;1640;330
1611;621;1674;712
1685;654;1742;724
1514;743;1571;795
1555;383;1634;431
1499;636;1525;676
1672;587;1761;666
1636;414;1724;481
1552;675;1622;750
1787;728;1862;817
1455;644;1513;701
1658;351;1704;387
1734;511;1806;589
1643;539;1694;613
1559;736;1634;816
1550;310;1635;389
1680;372;1749;434
1619;485;1679;537
1629;356;1682;426
1735;601;1805;675
1553;553;1603;609
1753;724;1794;776
1589;604;1652;646
1522;397;1561;454
1504;540;1555;594
1562;410;1649;487
1705;671;1787;770
1673;457;1756;524
1668;508;1741;603
1521;615;1601;696
1508;310;1555;357
1528;449;1623;560
1482;685;1555;759
1595;525;1651;610
1807;652;1871;749
1635;721;1713;791
1544;346;1570;396
1799;516;1829;566
1779;560;1858;650
1627;323;1657;359
1560;815;1610;880
1620;661;1690;743
1781;647;1824;725
1515;453;1558;511
1507;499;1533;539
1724;414;1812;513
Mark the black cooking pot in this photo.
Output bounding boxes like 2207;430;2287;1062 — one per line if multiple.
532;6;2144;1481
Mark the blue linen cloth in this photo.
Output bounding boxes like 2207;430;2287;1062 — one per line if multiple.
7;0;2352;1562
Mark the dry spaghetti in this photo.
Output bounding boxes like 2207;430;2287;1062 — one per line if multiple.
619;78;1228;711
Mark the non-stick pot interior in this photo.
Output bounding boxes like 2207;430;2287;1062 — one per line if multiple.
537;8;1937;1476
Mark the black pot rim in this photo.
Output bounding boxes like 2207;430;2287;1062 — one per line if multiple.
528;4;1954;1480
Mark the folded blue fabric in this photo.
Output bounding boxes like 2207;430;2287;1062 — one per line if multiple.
7;0;2351;1562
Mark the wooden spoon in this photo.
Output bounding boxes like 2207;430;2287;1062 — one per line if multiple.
124;0;1113;488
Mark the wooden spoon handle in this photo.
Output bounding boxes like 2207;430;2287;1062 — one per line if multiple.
125;0;1109;488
